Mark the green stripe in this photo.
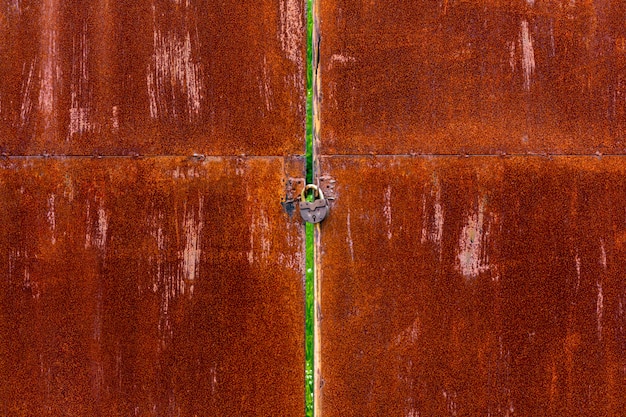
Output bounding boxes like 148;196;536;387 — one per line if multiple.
305;223;314;417
305;0;315;414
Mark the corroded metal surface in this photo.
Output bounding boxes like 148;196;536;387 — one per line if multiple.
319;0;626;155
0;0;305;155
0;157;305;416
318;156;626;416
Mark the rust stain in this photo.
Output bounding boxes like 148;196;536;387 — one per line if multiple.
318;156;626;417
320;0;626;155
0;0;305;155
0;157;305;416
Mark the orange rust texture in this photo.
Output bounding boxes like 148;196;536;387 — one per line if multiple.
0;0;305;155
318;156;626;417
320;0;626;155
0;158;305;416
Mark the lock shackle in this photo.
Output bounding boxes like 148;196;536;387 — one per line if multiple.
300;183;325;201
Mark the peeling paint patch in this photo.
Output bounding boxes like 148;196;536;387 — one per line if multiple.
279;0;303;63
383;185;392;240
259;55;273;112
508;41;516;73
96;204;108;251
38;27;60;120
249;208;271;264
69;107;93;137
151;197;206;344
68;24;96;138
443;390;458;417
63;175;75;202
9;247;39;299
20;61;36;127
85;199;108;252
520;20;535;91
574;251;581;296
394;314;421;346
111;106;120;131
329;54;356;70
421;179;444;253
9;0;21;14
147;27;203;121
597;279;604;340
209;364;218;394
457;198;490;279
38;0;62;126
330;54;356;64
346;209;355;262
179;197;204;296
278;214;304;271
47;194;56;245
147;208;174;343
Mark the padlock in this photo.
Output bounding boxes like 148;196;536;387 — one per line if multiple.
299;184;328;224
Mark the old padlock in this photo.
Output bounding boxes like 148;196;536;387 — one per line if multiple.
299;184;328;224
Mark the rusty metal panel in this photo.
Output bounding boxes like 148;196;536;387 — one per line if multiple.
319;0;626;155
318;156;626;416
0;157;304;416
0;0;305;156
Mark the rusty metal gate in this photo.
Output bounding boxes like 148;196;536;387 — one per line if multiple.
317;0;626;416
0;1;306;415
1;1;626;416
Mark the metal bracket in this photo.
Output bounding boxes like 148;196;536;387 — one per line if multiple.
318;176;337;200
281;177;305;216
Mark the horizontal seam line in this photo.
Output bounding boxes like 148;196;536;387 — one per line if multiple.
0;154;307;159
319;153;625;157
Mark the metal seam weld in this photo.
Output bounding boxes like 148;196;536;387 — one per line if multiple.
318;153;621;158
0;155;300;160
0;153;621;160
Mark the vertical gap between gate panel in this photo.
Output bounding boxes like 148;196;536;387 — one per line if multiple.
305;0;316;414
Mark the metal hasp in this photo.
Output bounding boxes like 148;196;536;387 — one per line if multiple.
299;184;329;224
